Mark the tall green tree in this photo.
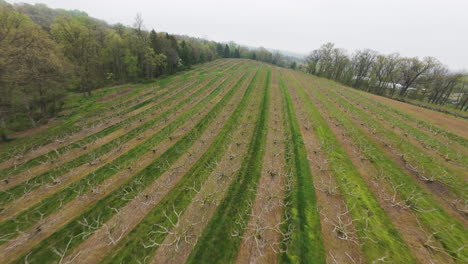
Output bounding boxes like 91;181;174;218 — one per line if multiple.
0;7;69;139
179;40;191;66
233;48;240;58
216;43;224;57
149;29;162;54
51;16;103;96
223;44;230;58
103;31;127;81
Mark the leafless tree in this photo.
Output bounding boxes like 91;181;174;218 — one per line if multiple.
320;204;359;245
398;57;438;97
141;204;202;251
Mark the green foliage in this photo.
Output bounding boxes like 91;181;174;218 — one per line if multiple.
51;16;103;96
223;44;231;58
0;3;221;139
233;48;240;58
0;1;297;139
0;7;70;139
216;43;224;57
306;42;466;112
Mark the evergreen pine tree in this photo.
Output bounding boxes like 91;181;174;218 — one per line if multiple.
223;44;230;58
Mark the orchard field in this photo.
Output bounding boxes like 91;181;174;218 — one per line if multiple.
0;59;466;264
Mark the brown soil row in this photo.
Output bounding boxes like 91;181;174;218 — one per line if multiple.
337;89;468;157
311;79;468;223
61;67;258;264
70;59;233;130
294;71;457;263
0;78;201;192
286;71;364;264
96;89;132;102
150;67;266;264
0;65;250;263
328;87;468;203
352;88;468;139
235;67;287;264
0;59;231;170
0;86;156;170
11;120;56;139
189;58;233;76
0;76;192;171
335;89;468;173
74;59;232;131
0;74;230;222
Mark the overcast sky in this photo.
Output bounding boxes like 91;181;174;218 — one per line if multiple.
9;0;468;71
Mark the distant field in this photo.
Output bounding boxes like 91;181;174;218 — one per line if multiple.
0;59;466;264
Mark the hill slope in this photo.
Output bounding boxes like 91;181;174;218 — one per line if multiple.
0;59;466;264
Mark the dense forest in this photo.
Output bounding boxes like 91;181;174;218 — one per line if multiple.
0;1;293;140
303;43;468;111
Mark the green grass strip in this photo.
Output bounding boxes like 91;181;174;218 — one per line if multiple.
0;69;244;248
0;76;174;161
315;79;467;199
12;65;253;264
185;67;271;264
0;69;235;205
0;61;241;178
306;76;468;262
0;60;232;162
100;67;263;264
324;79;468;148
0;79;198;179
333;86;467;166
278;73;325;263
286;73;415;263
0;78;214;206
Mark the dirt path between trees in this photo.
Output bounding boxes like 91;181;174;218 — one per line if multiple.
297;72;456;264
287;71;364;264
0;75;225;222
235;67;287;264
0;70;248;264
354;89;468;139
60;70;257;264
149;70;264;264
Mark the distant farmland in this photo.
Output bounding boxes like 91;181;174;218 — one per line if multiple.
0;59;466;263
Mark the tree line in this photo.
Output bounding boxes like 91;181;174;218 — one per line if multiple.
0;1;292;140
303;43;468;111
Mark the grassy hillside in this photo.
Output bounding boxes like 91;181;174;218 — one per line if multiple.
0;59;466;264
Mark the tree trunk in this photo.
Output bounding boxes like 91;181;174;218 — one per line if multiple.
457;95;468;110
24;103;37;127
399;85;409;97
0;117;8;142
